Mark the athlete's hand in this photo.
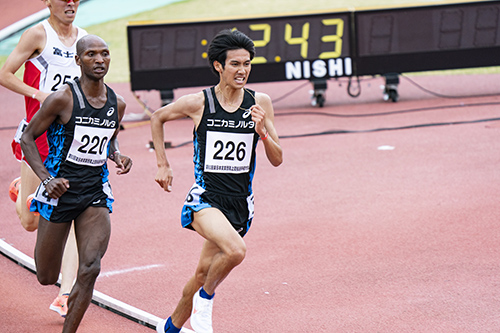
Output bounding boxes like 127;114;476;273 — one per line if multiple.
155;166;173;192
250;104;267;138
45;178;70;199
33;91;50;104
113;153;132;175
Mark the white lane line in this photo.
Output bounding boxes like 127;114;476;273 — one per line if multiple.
99;264;163;278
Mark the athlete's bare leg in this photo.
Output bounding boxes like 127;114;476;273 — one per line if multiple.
170;242;217;328
191;208;247;295
63;207;110;333
59;222;78;295
170;208;246;328
34;216;72;286
21;162;78;300
18;162;40;231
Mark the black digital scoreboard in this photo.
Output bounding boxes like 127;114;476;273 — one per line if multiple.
127;11;353;91
355;1;500;75
127;1;500;95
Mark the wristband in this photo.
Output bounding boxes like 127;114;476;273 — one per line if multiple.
32;92;37;100
261;132;269;140
42;175;54;186
109;150;120;161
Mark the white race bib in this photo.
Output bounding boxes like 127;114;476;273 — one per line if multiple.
14;118;28;143
33;183;59;206
45;67;79;92
204;131;253;174
67;125;115;166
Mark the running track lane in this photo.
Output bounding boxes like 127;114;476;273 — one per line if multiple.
2;72;500;331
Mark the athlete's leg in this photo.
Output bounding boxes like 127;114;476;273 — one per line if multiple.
170;241;220;328
18;161;40;231
191;207;246;295
170;208;246;329
34;216;72;285
63;206;110;333
59;222;78;295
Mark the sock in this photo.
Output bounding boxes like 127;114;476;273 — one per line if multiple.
199;287;215;300
164;317;181;333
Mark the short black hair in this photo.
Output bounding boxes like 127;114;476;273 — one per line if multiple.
207;29;255;75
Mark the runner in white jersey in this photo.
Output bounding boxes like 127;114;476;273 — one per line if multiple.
15;19;87;163
0;0;85;319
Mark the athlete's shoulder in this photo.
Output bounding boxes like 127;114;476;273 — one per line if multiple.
175;91;205;115
115;93;127;118
18;22;46;53
254;91;272;104
115;93;126;106
47;84;73;104
182;90;205;104
40;84;73;120
77;26;88;34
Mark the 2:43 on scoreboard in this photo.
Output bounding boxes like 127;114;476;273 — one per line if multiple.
131;11;353;80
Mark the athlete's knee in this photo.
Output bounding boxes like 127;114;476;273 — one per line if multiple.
225;242;246;266
36;269;60;285
20;215;38;232
78;257;102;284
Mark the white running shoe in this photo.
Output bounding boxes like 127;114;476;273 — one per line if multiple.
190;288;214;333
156;318;168;333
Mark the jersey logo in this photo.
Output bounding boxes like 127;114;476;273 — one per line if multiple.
107;107;115;117
52;47;75;59
242;109;251;119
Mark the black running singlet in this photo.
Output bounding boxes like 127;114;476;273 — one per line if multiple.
32;78;119;219
193;87;260;196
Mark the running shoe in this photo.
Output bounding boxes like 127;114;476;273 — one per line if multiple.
157;318;188;333
26;194;39;216
190;288;214;333
49;294;69;318
9;177;20;202
156;318;168;333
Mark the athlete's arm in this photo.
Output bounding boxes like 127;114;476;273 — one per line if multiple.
0;23;50;103
20;87;73;198
150;92;204;192
251;92;283;167
109;94;132;175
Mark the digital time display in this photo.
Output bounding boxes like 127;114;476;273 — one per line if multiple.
127;1;500;92
127;11;353;91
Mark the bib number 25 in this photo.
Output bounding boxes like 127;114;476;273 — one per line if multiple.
51;74;77;91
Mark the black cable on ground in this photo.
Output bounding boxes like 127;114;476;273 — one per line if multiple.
272;81;310;103
275;101;500;118
278;116;500;139
400;74;500;99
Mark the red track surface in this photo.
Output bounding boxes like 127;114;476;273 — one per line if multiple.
0;1;46;30
2;73;500;332
2;2;500;332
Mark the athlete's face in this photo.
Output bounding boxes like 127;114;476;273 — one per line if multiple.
216;49;252;89
46;0;79;23
76;40;110;80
